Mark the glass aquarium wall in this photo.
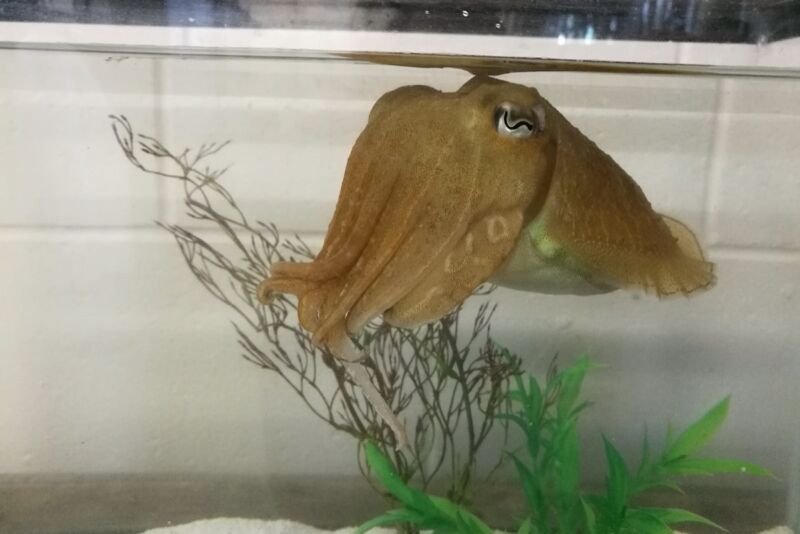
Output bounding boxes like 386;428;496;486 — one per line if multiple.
0;5;798;534
2;0;800;43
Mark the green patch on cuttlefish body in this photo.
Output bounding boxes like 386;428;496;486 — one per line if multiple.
492;218;617;296
528;218;561;259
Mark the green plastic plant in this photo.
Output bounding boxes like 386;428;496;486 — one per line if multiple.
358;354;772;534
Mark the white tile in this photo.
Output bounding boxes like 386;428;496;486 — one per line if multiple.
0;49;162;227
717;76;800;116
677;42;758;68
758;37;800;69
708;79;800;249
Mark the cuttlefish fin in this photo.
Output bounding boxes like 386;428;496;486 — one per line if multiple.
652;214;716;295
660;214;707;263
539;102;715;298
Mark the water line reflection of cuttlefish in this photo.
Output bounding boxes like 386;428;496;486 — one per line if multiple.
257;75;715;448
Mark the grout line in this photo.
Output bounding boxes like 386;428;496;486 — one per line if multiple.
0;226;174;242
0;224;161;231
674;42;684;65
697;75;722;239
153;56;168;223
0;225;328;244
0;223;328;237
702;77;732;247
1;225;796;260
708;245;800;262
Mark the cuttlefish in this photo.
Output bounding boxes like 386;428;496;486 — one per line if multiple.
257;76;715;447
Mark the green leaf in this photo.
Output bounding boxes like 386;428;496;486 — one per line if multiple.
603;436;630;516
517;517;533;534
663;457;774;478
569;400;593;419
425;496;491;534
638;426;651;476
428;495;462;522
363;441;435;515
665;397;729;461
638;507;726;530
581;497;598;534
355;509;427;534
556;355;593;421
454;509;493;534
361;443;494;534
554;424;580;502
525;375;543;420
512;372;527;400
508;390;528;403
632;478;684;495
584;494;612;520
622;510;673;534
509;452;542;514
497;412;530;431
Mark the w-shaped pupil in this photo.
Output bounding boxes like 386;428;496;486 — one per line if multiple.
503;111;534;131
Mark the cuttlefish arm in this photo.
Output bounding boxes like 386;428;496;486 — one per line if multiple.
258;76;714;447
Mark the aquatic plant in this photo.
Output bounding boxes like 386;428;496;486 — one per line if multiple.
358;354;772;534
109;115;518;504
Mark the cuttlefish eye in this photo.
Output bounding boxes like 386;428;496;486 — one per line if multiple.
494;102;544;139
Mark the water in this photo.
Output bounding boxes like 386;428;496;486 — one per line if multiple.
0;43;798;534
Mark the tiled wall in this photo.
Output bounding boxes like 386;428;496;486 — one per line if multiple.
0;41;798;503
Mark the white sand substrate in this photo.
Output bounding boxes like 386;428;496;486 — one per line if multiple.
143;518;392;534
142;518;793;534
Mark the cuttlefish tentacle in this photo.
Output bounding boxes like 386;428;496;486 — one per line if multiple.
326;323;410;449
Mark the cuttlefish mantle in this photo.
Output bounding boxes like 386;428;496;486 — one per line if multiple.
257;75;715;448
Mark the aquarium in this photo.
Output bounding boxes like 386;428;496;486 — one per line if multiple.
0;3;799;534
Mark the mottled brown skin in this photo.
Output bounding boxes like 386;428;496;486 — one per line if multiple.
258;76;714;447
